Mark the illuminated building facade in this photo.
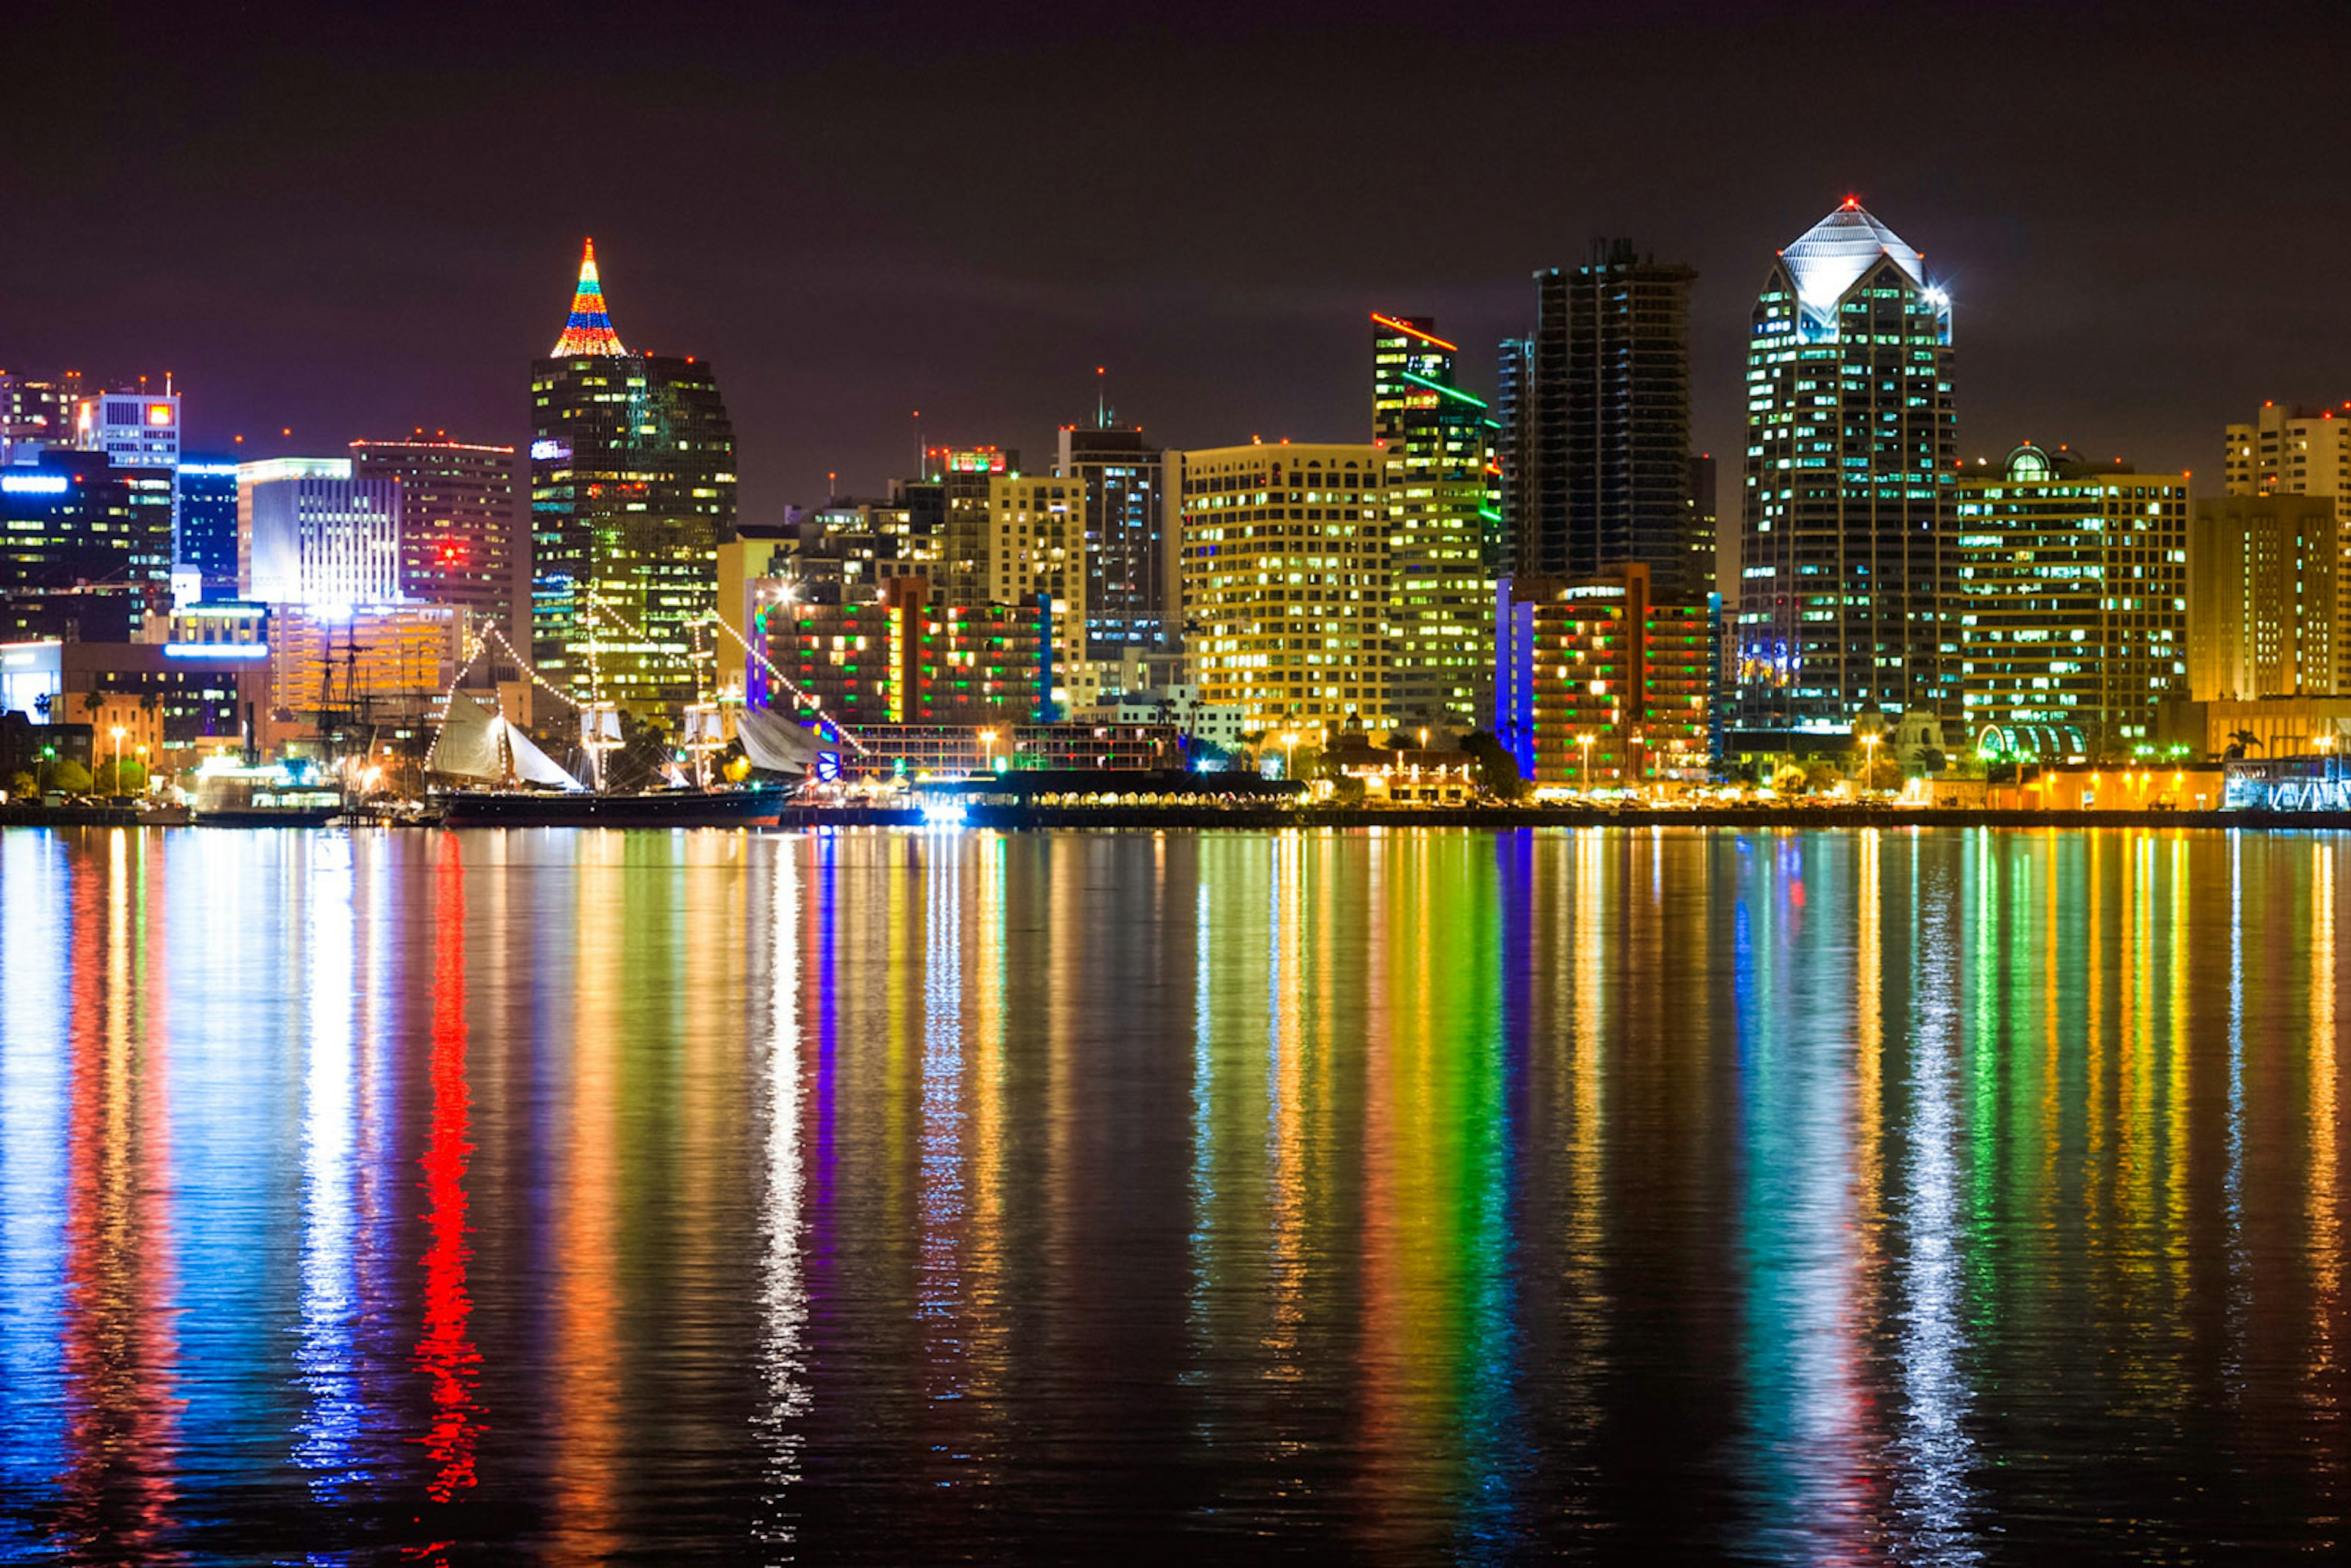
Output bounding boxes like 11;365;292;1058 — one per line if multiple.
1177;443;1392;735
176;457;240;601
2188;492;2344;700
1;370;86;465
2225;400;2351;527
1494;561;1713;786
350;438;523;640
934;446;1014;605
751;576;1050;727
262;602;470;751
1952;445;2187;758
1504;242;1701;594
982;473;1085;697
0;636;258;768
1371;313;1496;730
0;454;172;641
530;238;737;707
1735;200;1956;735
1056;421;1169;656
238;457;402;609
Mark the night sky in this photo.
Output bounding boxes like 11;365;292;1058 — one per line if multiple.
6;0;2346;549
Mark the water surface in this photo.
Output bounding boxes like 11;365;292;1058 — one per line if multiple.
1;825;2345;1563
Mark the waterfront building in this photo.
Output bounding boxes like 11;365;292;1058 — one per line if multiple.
1056;419;1169;656
530;238;737;708
176;457;240;601
1733;199;1957;737
1176;443;1393;736
2187;492;2344;700
1502;242;1701;595
2156;692;2351;759
349;437;524;640
0;632;262;771
1;452;172;641
828;721;1179;779
1371;313;1496;732
238;457;402;609
751;575;1051;729
1952;445;2188;759
981;471;1086;698
1494;561;1713;787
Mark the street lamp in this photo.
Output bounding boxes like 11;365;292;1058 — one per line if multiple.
1281;730;1299;779
1578;732;1595;791
1862;732;1879;796
108;726;126;790
978;727;998;773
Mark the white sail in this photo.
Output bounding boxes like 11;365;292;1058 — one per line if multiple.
582;704;623;746
502;720;587;790
428;692;504;780
684;704;727;747
737;706;825;775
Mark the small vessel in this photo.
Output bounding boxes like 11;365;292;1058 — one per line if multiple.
191;760;345;826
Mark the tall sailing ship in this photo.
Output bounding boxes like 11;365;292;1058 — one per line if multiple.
426;692;809;827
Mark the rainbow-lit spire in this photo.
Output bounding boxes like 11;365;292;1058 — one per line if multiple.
551;238;627;356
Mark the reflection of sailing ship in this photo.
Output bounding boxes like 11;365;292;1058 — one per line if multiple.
429;691;798;827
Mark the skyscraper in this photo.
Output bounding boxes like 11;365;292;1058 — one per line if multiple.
0;453;170;641
2224;402;2351;527
1056;418;1168;657
176;457;240;601
2188;492;2344;700
531;239;737;708
1733;199;1955;736
1371;313;1495;730
350;437;524;640
1504;242;1699;595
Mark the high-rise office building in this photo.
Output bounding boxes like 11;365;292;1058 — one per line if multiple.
1176;443;1392;735
176;457;240;602
1056;418;1169;656
1371;313;1496;730
1686;452;1718;595
1734;199;1956;737
752;575;1051;727
531;239;737;707
350;437;524;640
2188;492;2344;700
1504;242;1700;595
0;453;171;641
239;457;403;609
980;473;1086;700
1954;445;2188;758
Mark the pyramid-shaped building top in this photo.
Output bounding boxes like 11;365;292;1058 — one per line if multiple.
551;238;628;357
1779;198;1928;317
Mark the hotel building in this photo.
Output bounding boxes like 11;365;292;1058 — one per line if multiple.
1176;443;1392;735
1952;445;2188;758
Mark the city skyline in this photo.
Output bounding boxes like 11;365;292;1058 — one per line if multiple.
3;4;2345;531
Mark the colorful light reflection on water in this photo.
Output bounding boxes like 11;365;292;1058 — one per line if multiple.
0;825;2345;1562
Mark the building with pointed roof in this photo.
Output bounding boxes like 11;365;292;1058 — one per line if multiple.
1732;199;1956;740
530;239;737;712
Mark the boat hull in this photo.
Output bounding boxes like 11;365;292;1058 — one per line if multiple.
438;784;788;828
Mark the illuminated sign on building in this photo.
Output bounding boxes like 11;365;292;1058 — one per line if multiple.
530;438;571;462
147;403;175;427
938;448;1007;475
0;474;70;495
163;642;271;660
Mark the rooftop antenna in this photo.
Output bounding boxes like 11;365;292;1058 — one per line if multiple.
1095;366;1110;429
912;409;923;479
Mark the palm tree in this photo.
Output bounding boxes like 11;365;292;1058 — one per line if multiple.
2224;728;2261;760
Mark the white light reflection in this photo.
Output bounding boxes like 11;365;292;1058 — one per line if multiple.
1891;862;1981;1563
754;844;811;1550
293;836;363;1493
